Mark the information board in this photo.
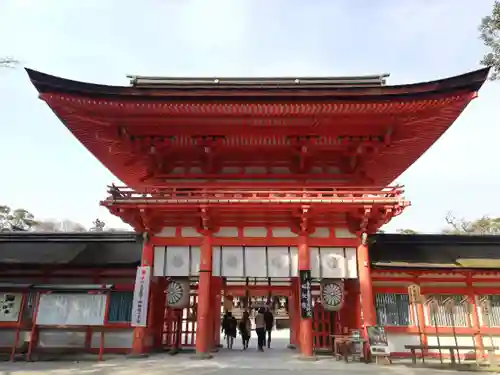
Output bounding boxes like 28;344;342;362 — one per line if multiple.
366;325;390;356
0;293;22;322
36;293;106;326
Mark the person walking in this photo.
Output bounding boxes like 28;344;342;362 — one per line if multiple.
238;310;252;350
222;311;237;349
264;305;274;348
254;307;266;352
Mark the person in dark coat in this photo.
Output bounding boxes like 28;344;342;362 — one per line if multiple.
264;306;274;348
254;307;266;351
222;311;237;349
238;310;251;350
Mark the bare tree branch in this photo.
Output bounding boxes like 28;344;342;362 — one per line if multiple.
0;57;19;68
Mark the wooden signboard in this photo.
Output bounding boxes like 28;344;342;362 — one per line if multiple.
299;270;312;319
408;284;422;304
367;325;391;364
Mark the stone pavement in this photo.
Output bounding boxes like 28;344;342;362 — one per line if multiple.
0;336;487;375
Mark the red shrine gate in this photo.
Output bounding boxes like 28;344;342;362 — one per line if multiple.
26;67;489;359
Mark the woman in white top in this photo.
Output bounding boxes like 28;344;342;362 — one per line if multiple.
254;308;266;351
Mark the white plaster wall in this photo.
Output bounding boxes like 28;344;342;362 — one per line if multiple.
157;227;176;237
310;227;330;238
481;335;500;354
271;228;297;237
38;330;86;348
243;227;267;237
181;227;201;237
334;228;356;238
387;333;420;353
0;329;27;348
91;329;134;349
426;335;474;353
214;227;238;237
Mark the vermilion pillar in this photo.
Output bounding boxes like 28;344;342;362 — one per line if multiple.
131;238;154;356
357;233;376;328
287;277;298;349
193;232;213;359
297;234;315;359
212;276;222;349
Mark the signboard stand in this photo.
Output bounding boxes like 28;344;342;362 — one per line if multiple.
408;284;426;364
366;326;391;365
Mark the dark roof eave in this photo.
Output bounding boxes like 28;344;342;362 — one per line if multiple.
0;231;141;243
25;67;491;101
369;233;500;245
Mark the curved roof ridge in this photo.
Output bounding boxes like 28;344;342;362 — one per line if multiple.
25;67;490;99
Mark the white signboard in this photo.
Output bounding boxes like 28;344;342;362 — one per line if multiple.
0;293;22;322
36;293;106;326
131;266;151;327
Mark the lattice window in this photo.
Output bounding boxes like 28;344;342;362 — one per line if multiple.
375;293;411;326
425;294;470;327
107;291;133;323
478;295;500;327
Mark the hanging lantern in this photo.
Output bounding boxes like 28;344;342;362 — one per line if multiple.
320;279;344;311
166;278;190;309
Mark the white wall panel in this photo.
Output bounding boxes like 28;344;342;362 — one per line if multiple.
165;246;190;277
153;246;166;277
319;247;346;278
190;246;201;276
345;247;358;279
267;247;291;278
221;246;244;277
245;247;267;277
212;246;221;276
290;247;298;277
310;247;321;279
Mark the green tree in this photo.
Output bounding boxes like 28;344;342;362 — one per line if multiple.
397;228;419;235
0;205;38;231
479;0;500;79
443;212;500;235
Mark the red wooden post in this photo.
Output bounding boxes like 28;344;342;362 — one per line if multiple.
357;236;376;328
131;238;154;356
288;277;298;349
298;234;315;360
212;276;222;349
193;232;213;359
357;234;375;361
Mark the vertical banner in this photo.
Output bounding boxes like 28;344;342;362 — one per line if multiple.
131;266;151;327
299;270;312;319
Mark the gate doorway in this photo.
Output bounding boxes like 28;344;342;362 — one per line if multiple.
223;278;292;330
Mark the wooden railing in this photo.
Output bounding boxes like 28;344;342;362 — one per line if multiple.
102;185;409;206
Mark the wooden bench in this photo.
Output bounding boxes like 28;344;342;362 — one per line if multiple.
405;345;498;366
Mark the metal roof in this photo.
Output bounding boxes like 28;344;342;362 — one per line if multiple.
127;74;390;88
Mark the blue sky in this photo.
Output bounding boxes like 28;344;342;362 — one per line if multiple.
0;0;499;232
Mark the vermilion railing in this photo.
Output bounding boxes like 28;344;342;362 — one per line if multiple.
102;185;409;206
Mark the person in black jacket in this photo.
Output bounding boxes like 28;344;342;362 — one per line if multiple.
222;311;237;349
238;310;251;350
264;306;274;348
